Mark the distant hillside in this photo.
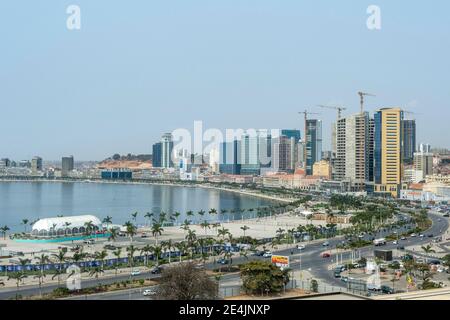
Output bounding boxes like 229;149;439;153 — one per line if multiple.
105;153;152;162
98;153;153;170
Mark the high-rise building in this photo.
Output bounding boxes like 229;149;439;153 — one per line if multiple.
401;119;416;165
152;142;162;168
0;158;10;168
305;119;322;175
281;129;301;171
414;145;433;179
219;140;241;175
334;112;372;190
61;156;74;177
374;107;403;198
240;131;271;175
18;160;31;168
161;133;174;168
31;156;43;174
272;135;292;172
419;143;431;153
209;148;220;174
280;129;301;142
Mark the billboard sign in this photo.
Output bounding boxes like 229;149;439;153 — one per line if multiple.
271;255;290;268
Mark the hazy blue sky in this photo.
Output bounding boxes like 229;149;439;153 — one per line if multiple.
1;1;449;160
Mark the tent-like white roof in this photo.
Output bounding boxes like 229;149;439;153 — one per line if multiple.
32;215;102;232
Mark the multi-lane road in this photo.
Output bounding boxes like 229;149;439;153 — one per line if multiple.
0;210;448;300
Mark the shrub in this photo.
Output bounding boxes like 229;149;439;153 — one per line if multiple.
240;260;289;295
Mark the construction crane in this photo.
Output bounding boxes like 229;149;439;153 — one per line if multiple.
358;91;375;114
298;110;320;171
317;105;347;119
403;110;422;120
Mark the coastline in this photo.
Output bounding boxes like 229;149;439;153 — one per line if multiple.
0;177;294;204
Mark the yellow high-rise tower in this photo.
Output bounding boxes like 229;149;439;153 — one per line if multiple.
374;107;403;198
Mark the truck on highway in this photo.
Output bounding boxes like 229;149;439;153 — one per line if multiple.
373;238;386;246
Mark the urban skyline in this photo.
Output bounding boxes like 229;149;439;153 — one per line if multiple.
1;1;450;160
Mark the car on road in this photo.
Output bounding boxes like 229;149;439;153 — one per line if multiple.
410;233;417;237
253;250;265;256
428;259;441;265
443;214;449;217
397;246;405;251
262;251;272;258
131;270;141;276
297;244;306;250
141;233;148;238
427;234;434;238
381;285;394;294
143;289;157;296
150;266;163;274
400;237;407;240
322;252;331;258
393;241;398;245
218;258;229;264
322;241;330;247
104;244;117;250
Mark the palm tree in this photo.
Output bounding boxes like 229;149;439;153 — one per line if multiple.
36;254;50;279
0;225;10;240
21;219;29;233
162;239;173;264
212;222;221;236
200;220;210;235
102;216;113;229
140;245;153;266
112;248;122;276
208;208;217;216
186;210;194;221
248;208;255;219
84;221;95;237
124;221;137;242
220;209;228;222
126;245;137;268
108;227;119;242
159;211;167;225
89;266;104;287
276;228;286;240
94;250;108;269
180;219;191;237
8;272;27;299
218;227;230;239
185;229;197;260
151;222;164;245
174;241;187;263
52;249;67;286
173;211;181;225
72;250;87;270
34;272;46;297
151;245;163;266
240;225;250;238
421;245;436;255
131;212;138;224
198;209;206;218
144;212;153;227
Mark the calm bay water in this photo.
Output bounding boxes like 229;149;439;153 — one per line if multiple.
0;182;275;231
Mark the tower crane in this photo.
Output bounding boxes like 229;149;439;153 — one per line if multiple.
358;91;375;113
402;110;422;120
317;105;347;120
